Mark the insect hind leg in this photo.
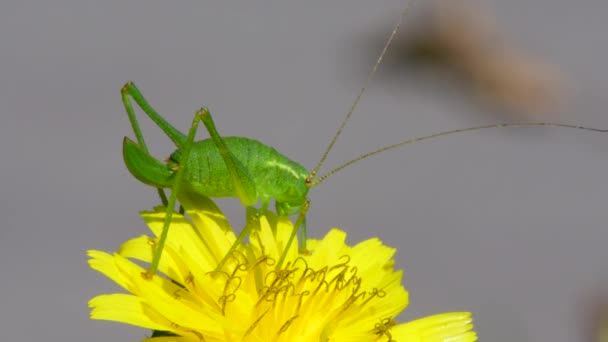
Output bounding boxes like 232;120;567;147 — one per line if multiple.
121;82;187;147
199;109;258;207
195;109;266;272
145;108;207;278
121;82;187;207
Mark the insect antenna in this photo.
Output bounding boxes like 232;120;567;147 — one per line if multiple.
313;122;608;186
308;3;416;183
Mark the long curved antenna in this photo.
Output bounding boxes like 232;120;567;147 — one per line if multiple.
312;122;607;186
308;2;416;180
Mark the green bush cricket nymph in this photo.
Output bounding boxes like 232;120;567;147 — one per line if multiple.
121;13;607;278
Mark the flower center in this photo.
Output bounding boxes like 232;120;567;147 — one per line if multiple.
216;253;388;340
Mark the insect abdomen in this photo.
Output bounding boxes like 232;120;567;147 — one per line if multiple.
173;137;309;206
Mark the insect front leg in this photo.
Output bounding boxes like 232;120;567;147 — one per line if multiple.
277;199;310;268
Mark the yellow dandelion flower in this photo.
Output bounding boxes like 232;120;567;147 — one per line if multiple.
88;197;477;341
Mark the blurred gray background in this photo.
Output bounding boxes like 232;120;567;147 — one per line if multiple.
1;0;608;341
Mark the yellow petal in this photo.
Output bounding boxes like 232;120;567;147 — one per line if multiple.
142;211;218;271
87;250;135;292
391;312;478;341
142;337;195;342
129;270;228;339
89;200;477;341
89;294;171;331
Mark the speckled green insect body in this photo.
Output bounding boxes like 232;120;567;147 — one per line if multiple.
126;130;310;216
122;81;315;273
175;137;309;209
